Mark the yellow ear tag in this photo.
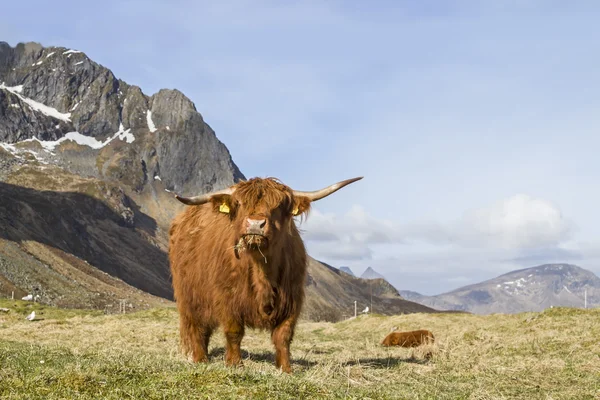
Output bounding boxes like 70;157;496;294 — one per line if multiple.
292;207;299;216
219;203;230;214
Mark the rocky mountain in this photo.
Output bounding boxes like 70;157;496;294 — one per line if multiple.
402;264;599;314
0;41;244;202
339;266;355;276
0;41;438;320
360;266;386;280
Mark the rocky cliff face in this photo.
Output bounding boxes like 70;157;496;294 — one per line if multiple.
0;41;244;197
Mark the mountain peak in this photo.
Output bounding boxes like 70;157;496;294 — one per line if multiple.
505;263;584;275
497;264;598;284
361;267;385;280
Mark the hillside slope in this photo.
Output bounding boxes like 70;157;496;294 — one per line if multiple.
0;165;171;299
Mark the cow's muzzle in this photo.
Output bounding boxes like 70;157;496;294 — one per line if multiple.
241;233;268;249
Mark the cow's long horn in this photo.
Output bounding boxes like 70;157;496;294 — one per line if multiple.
175;187;235;205
292;177;363;202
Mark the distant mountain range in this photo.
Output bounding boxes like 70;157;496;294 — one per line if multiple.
400;264;599;314
338;263;599;314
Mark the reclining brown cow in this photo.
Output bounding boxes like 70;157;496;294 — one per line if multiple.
381;329;435;347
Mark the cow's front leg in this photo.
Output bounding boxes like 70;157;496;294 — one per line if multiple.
223;318;244;366
271;317;297;373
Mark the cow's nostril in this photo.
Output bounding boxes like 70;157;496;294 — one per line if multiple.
246;218;266;232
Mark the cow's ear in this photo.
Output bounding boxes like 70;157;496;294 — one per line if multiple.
210;194;237;215
292;195;311;217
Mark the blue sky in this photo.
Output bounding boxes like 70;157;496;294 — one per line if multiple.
3;1;600;295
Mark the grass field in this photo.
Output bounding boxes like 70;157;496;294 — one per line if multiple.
0;299;599;399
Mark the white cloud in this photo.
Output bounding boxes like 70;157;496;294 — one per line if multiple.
460;194;572;249
301;194;573;265
301;205;401;245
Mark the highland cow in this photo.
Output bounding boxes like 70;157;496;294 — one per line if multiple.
169;176;362;373
381;329;435;347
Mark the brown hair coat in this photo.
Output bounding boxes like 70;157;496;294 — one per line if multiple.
169;177;360;373
381;329;435;347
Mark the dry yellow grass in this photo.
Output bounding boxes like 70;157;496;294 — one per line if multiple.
0;300;599;399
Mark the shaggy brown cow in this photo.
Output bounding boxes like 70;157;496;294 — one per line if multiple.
169;176;362;373
381;329;435;347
